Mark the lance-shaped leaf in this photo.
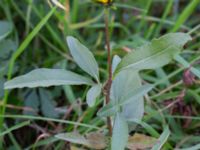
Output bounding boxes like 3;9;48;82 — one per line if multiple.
115;33;192;73
119;71;144;123
112;58;145;124
98;84;153;117
67;36;99;82
0;21;13;41
98;70;145;121
0;79;5;97
0;39;16;59
39;89;58;118
23;90;39;116
111;113;129;150
4;68;94;89
86;84;102;107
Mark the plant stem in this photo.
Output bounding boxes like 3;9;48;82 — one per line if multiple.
104;8;112;136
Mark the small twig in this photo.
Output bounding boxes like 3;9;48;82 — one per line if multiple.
74;113;87;131
0;103;36;112
30;123;48;134
56;105;73;132
151;80;183;98
33;133;50;149
160;89;186;113
159;99;181;113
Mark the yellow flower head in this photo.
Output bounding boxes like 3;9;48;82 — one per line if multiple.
93;0;113;5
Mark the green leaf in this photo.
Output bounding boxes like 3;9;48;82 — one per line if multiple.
121;72;144;122
86;84;102;107
151;126;170;150
112;55;121;75
98;84;153;117
0;39;16;59
111;113;129;150
188;89;200;105
116;33;192;73
111;70;145;124
0;21;13;41
97;101;118;117
111;70;141;103
117;83;153;107
4;68;94;89
0;79;5;98
23;90;39;116
67;36;99;82
39;89;58;118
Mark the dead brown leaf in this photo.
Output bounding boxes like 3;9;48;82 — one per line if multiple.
86;132;108;150
127;133;157;150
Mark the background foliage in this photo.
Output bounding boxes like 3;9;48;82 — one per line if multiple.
0;0;200;149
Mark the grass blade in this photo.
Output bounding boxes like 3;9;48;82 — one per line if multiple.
174;55;200;78
171;0;200;32
151;126;170;150
0;121;30;137
0;114;101;130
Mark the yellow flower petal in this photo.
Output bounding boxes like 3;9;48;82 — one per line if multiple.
95;0;112;5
